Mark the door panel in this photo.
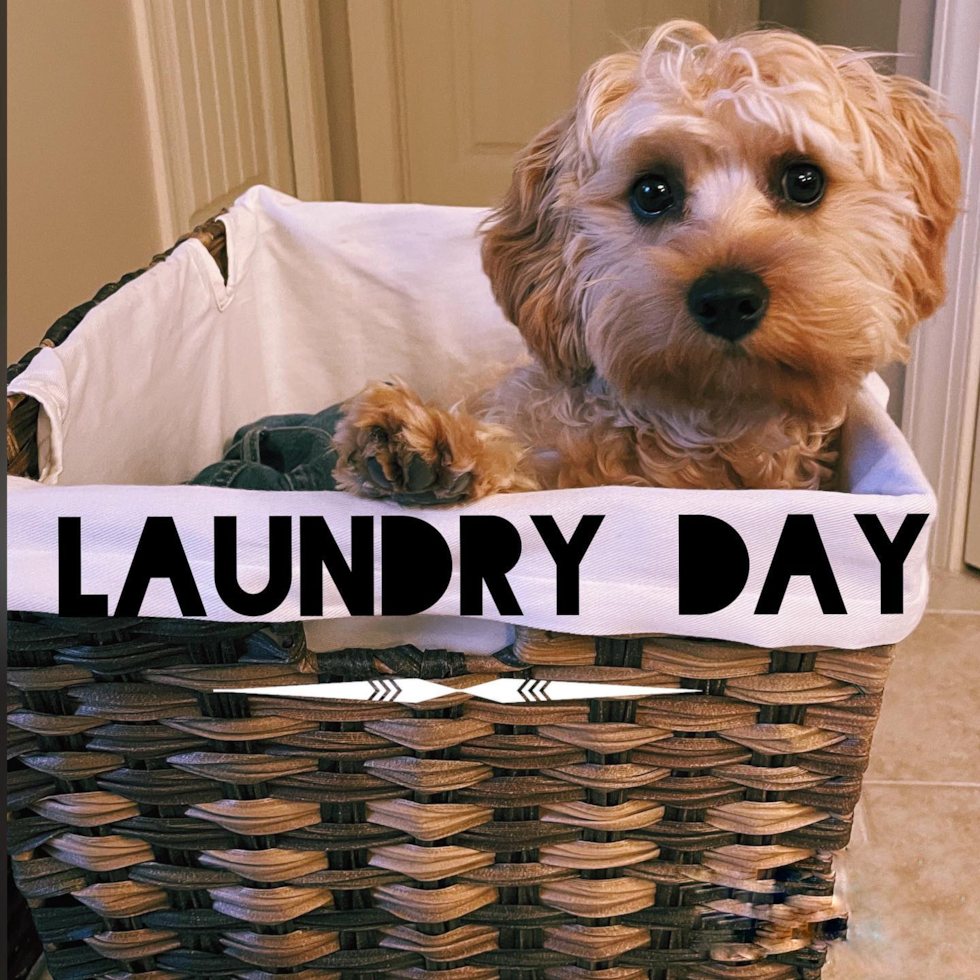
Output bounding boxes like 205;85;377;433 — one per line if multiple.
347;0;759;205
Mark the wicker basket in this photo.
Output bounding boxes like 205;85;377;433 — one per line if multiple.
7;217;893;980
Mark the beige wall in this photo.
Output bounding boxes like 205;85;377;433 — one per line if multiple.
760;0;900;50
7;0;162;365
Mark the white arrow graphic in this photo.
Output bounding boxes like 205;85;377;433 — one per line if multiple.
216;678;698;703
462;678;697;703
215;678;454;703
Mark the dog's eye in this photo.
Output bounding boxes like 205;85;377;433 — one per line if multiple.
781;163;825;206
630;174;676;218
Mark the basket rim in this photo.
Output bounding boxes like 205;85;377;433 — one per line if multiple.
6;213;228;479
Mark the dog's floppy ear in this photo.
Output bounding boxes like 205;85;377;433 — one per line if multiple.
879;74;961;332
480;111;590;380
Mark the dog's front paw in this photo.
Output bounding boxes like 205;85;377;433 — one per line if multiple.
332;382;475;504
352;420;474;504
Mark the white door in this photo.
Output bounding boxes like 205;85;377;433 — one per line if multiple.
344;0;759;205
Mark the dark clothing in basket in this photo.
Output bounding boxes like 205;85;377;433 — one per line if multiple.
190;403;469;503
189;406;344;490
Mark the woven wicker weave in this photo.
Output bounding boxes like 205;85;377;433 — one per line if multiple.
6;219;891;980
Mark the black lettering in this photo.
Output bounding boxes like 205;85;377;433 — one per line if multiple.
531;515;604;614
114;517;205;616
381;516;452;615
58;517;109;616
299;516;373;615
856;513;928;613
755;515;845;615
679;515;749;614
214;516;292;616
460;516;523;616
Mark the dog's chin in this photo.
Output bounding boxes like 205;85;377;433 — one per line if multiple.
597;333;859;425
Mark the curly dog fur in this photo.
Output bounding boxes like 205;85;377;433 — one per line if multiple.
334;21;959;502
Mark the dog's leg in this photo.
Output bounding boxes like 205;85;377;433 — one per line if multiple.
332;380;536;504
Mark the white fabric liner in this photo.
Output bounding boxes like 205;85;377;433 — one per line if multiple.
7;186;935;651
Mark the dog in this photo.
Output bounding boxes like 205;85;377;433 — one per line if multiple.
333;20;960;502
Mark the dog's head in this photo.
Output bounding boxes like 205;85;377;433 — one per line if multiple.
481;21;960;420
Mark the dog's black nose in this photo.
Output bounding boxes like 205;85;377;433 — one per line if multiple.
687;269;769;341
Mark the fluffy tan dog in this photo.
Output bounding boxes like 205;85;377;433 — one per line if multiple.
334;21;960;502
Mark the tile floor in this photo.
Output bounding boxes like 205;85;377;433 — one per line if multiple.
23;570;980;980
825;567;980;979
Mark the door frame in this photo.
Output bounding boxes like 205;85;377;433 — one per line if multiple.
344;0;409;202
278;0;334;200
900;0;980;571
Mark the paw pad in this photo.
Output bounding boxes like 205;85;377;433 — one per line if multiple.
357;428;471;505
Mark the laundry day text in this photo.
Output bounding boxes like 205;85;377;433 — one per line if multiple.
57;512;927;618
